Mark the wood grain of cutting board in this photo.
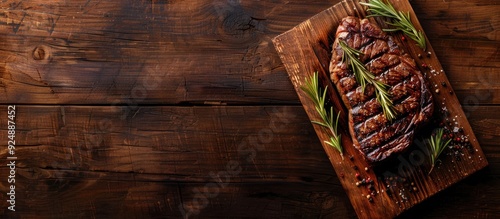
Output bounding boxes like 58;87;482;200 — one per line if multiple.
272;0;489;218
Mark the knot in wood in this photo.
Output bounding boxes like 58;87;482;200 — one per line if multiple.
32;46;49;60
221;9;265;39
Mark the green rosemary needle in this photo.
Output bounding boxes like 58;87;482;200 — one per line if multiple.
339;41;397;121
427;128;452;175
301;72;343;158
361;0;426;50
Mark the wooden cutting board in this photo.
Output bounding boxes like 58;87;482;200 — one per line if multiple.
272;0;488;218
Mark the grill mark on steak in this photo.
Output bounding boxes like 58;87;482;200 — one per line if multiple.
356;95;420;142
329;16;434;163
351;76;422;124
360;114;415;153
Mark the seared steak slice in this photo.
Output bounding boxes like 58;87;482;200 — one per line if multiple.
329;16;433;163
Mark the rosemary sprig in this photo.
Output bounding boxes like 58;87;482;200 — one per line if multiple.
339;41;397;121
301;72;343;158
361;0;426;50
427;128;452;175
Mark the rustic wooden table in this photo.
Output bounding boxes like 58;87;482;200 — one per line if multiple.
0;0;497;218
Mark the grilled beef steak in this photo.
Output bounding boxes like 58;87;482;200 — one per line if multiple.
329;16;433;163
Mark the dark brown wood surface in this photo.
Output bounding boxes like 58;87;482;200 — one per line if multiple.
0;0;497;218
